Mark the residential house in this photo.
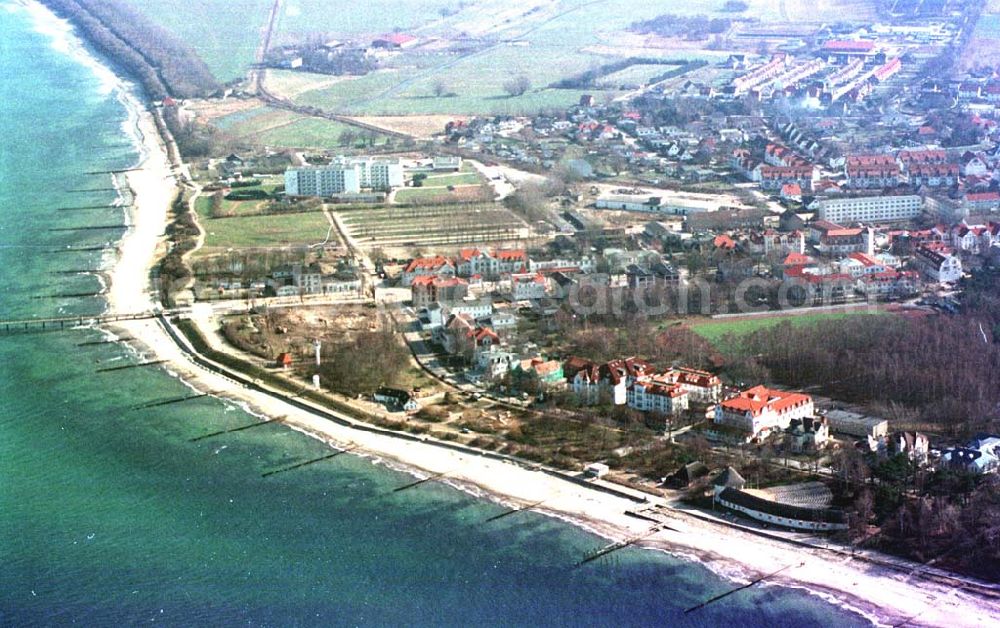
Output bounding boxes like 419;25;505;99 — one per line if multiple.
888;431;931;465
374;387;418;412
785;417;830;452
940;435;1000;474
914;244;962;283
510;273;548;300
515;358;564;387
625;262;680;290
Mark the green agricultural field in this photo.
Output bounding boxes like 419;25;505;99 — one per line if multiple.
194;197;331;254
124;0;272;82
275;0;458;37
256;117;389;149
690;309;887;349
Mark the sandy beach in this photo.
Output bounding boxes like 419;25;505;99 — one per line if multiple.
104;106;1000;627
108;107;175;315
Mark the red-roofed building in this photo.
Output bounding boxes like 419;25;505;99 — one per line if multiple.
658;367;723;403
372;33;418;48
965;191;1000;212
510;272;547;300
908;163;959;188
714;234;737;250
402;256;455;286
872;57;901;82
628;380;689;415
845;154;902;189
759;164;817;191
781;183;802;200
715;385;814;440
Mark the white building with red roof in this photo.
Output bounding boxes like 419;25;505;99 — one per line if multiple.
715;386;814;440
402;256;456;286
627;380;689;415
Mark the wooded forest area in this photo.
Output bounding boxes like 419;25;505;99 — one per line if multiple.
40;0;219;100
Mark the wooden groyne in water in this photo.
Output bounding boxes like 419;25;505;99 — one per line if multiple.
96;359;167;373
261;446;356;478
189;417;285;442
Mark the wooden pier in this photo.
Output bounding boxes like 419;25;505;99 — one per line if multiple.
0;312;156;336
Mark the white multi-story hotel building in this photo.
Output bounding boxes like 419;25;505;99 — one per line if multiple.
285;157;404;197
812;194;923;224
715;385;814;439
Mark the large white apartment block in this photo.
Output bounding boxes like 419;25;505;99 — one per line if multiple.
285;157;404;197
813;195;923;224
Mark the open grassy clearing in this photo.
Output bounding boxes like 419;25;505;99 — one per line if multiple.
124;0;272;82
689;309;888;350
194;197;331;255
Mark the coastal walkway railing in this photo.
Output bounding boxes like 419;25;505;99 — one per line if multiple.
0;311;158;336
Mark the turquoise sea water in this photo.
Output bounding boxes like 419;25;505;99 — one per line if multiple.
0;3;872;626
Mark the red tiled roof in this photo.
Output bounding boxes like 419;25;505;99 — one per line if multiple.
714;234;737;249
376;32;416;45
721;385;812;417
405;256;453;273
783;252;814;266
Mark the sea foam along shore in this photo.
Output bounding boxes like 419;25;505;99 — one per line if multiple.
35;1;996;624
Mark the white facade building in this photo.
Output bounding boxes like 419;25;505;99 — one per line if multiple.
813;195;923;224
285;157;404;196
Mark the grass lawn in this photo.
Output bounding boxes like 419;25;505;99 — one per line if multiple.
194;197;331;254
689;309;888;350
124;0;272;82
422;172;483;186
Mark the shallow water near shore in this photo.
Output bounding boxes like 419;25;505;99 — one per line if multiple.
0;3;873;625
